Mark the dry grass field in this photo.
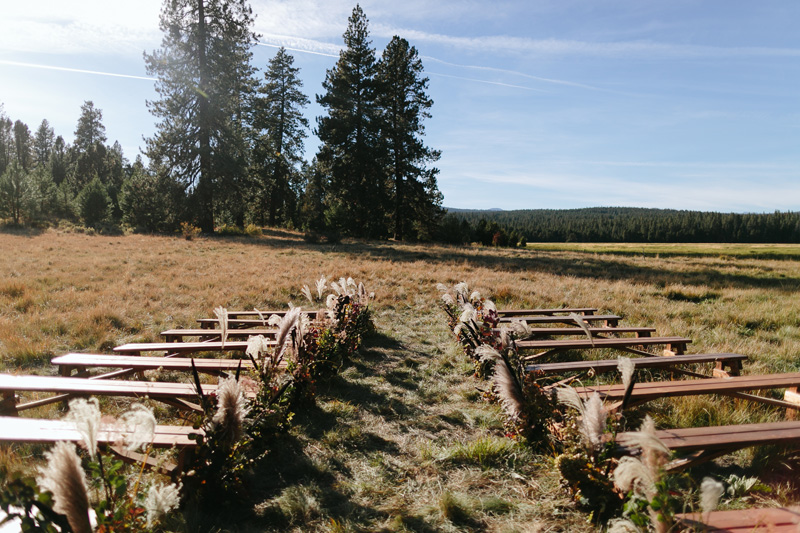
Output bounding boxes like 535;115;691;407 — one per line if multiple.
1;227;800;531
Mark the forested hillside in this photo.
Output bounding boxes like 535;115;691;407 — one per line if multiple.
443;207;800;243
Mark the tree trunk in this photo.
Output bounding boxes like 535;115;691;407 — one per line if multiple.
197;0;214;233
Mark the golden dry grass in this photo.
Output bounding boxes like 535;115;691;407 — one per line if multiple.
1;228;800;530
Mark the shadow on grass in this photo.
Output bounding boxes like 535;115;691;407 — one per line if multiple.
0;224;48;237
228;232;800;293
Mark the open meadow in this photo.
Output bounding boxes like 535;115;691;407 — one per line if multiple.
1;228;800;531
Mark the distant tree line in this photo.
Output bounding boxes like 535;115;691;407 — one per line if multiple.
0;2;442;241
444;207;800;243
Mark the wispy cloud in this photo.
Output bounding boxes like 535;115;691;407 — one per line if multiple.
257;34;340;57
372;23;800;59
0;60;154;81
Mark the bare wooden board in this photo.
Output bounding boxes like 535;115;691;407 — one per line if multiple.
675;507;800;531
525;352;746;375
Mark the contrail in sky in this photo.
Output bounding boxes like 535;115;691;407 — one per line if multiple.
257;41;338;58
427;71;545;92
0;60;154;81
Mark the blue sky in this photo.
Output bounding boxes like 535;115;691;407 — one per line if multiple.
1;0;798;212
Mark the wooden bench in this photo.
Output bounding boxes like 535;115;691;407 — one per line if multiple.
198;318;282;329
0;416;199;478
113;340;274;356
497;326;656;338
52;353;260;378
497;307;597;317
199;310;325;329
618;420;800;472
497;314;622;327
517;336;692;359
575;372;800;412
0;374;256;414
526;353;747;378
220;309;324;319
675;507;800;531
161;328;277;342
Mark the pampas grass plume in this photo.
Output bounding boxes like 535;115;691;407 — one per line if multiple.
145;482;182;528
569;312;594;346
119;403;156;452
66;398;102;459
581;393;607;450
556;387;586;416
316;275;327;299
613;455;655;497
492;357;524;420
700;477;724;515
37;442;92;533
212;377;250;447
607;518;641;533
301;284;314;304
618;356;635;391
214;306;228;348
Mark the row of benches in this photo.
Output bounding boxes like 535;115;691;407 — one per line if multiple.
484;304;800;531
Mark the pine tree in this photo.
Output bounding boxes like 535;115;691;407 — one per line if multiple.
315;4;388;238
34;119;55;168
252;47;309;226
0;110;13;177
70;101;108;190
376;36;442;240
13;120;33;173
144;0;257;232
73;101;106;152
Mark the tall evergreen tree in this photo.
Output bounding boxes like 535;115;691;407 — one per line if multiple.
50;136;68;186
252;47;309;226
73;101;106;152
376;36;442;240
70;101;108;190
0;161;28;224
13;120;33;173
0;107;12;177
144;0;257;232
315;4;388;238
34;119;54;168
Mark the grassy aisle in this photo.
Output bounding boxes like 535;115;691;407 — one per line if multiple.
234;306;591;532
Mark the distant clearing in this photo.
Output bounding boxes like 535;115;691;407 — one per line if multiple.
526;242;800;258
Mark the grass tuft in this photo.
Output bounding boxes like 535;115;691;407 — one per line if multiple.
442;436;526;469
277;485;320;525
437;491;474;525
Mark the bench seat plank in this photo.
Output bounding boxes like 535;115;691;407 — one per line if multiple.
497;307;597;317
497;314;622;327
0;374;256;413
621;420;800;452
113;340;275;356
161;328;277;342
577;373;800;411
52;353;258;377
198;318;278;329
220;309;324;319
526;353;746;375
500;326;656;338
518;336;691;359
675;507;800;531
0;416;197;448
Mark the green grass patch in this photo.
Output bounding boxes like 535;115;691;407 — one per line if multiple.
526;242;800;259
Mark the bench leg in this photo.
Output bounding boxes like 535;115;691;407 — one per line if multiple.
784;387;800;419
0;391;18;416
713;360;740;378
